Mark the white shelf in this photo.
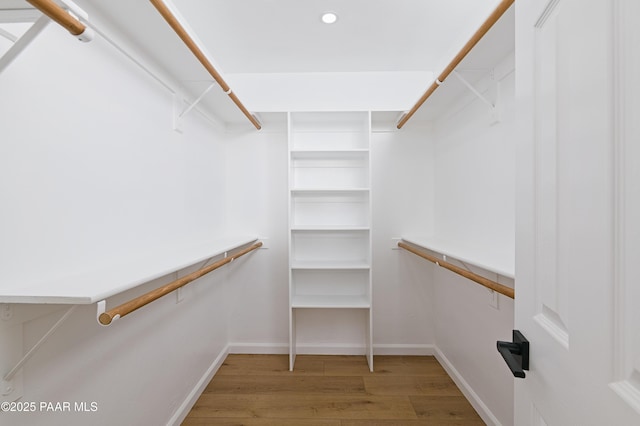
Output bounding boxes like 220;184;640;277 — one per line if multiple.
291;295;371;309
291;226;370;231
291;152;369;188
400;235;515;279
291;129;368;134
291;188;370;193
291;230;370;265
291;149;369;156
0;236;259;304
291;150;369;161
291;260;370;270
291;190;370;229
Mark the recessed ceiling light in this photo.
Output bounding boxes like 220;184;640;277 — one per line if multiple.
321;12;338;24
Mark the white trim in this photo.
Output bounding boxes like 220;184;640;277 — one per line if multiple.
610;2;640;415
373;343;435;356
434;346;503;426
166;344;230;426
296;343;366;356
533;311;569;350
228;342;435;356
228;342;289;354
611;0;627;383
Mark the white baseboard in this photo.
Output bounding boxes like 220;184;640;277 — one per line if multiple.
433;346;502;426
232;342;366;355
228;342;289;354
373;343;435;356
167;344;230;426
229;342;435;356
296;343;366;355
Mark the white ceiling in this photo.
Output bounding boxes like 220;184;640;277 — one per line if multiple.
171;0;505;74
11;0;514;126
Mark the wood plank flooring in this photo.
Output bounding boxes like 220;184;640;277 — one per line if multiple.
182;354;484;425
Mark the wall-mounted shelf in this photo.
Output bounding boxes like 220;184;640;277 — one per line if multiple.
291;226;370;231
0;235;260;405
290;149;369;156
291;295;371;309
0;235;259;305
400;235;514;279
290;260;370;270
291;188;370;193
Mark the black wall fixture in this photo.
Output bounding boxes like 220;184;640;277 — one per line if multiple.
497;330;529;378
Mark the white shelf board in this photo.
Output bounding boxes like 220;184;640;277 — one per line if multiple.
291;225;370;231
0;236;259;304
291;295;371;309
291;129;368;134
291;188;369;193
400;235;515;279
291;149;369;158
291;260;370;270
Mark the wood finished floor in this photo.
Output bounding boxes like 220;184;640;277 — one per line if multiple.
182;354;484;426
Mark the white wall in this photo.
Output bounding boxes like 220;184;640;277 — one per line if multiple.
224;123;290;351
222;121;437;354
227;71;433;113
433;68;515;256
372;128;435;351
0;22;234;425
430;55;516;426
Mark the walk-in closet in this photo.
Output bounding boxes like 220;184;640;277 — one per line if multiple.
1;1;639;425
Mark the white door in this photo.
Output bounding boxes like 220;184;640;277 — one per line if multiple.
514;0;640;424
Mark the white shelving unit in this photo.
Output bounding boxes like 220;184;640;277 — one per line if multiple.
288;111;373;371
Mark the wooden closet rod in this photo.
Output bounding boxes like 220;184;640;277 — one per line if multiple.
397;0;514;129
398;242;514;299
99;241;262;325
149;0;262;130
26;0;86;37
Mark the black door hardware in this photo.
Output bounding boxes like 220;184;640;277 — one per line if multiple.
497;330;529;378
